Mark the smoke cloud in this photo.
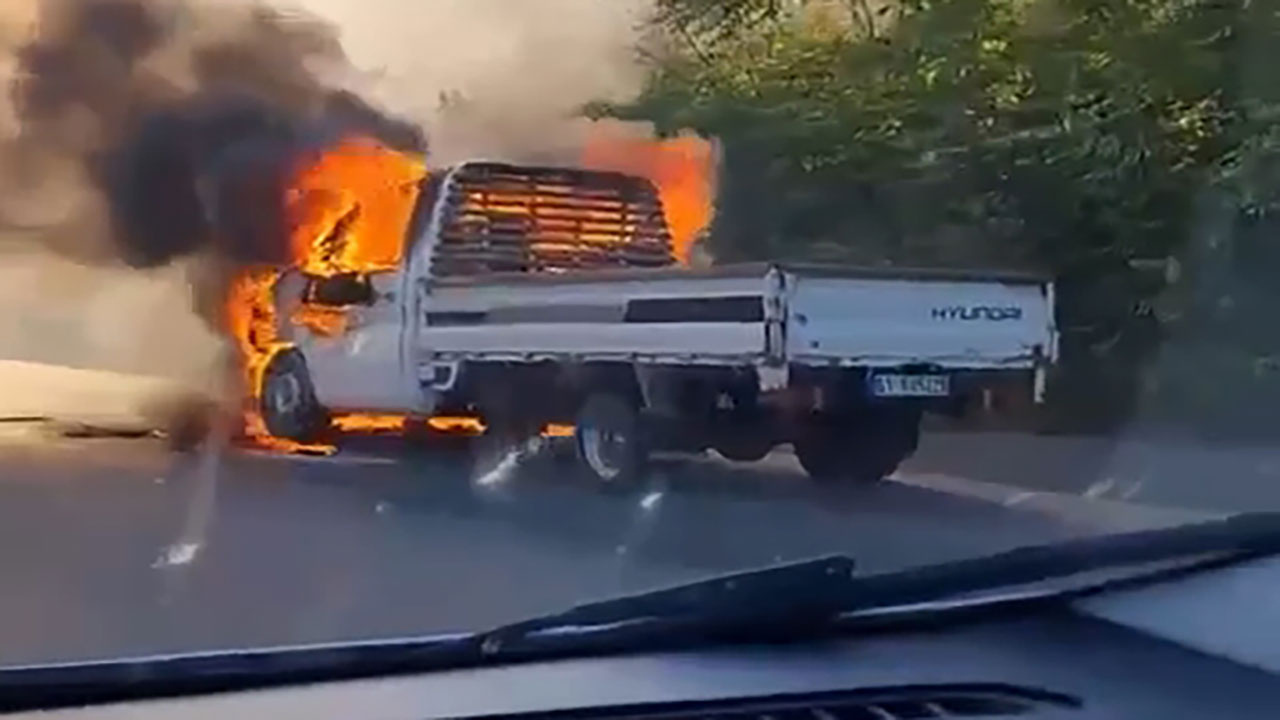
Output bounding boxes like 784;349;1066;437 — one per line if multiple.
0;0;655;385
297;0;654;164
7;0;425;268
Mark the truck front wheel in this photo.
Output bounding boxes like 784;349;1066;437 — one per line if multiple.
260;350;329;442
575;393;648;488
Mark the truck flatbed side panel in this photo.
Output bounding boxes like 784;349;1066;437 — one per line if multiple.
417;270;1053;369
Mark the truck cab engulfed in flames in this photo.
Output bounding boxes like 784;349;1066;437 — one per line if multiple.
227;135;706;452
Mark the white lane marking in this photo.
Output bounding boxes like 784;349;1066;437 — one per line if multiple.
473;436;547;488
154;414;227;580
895;471;1213;529
639;491;664;511
1083;477;1116;499
475;446;524;487
1121;478;1146;500
1004;491;1037;507
153;542;201;568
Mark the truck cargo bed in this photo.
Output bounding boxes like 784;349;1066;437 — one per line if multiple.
417;263;1056;370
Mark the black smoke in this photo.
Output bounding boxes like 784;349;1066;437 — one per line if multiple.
3;0;425;269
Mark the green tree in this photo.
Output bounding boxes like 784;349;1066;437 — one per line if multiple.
599;0;1280;431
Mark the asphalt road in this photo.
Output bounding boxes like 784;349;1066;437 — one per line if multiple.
0;429;1208;666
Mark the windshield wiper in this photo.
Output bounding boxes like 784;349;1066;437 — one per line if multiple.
479;511;1280;655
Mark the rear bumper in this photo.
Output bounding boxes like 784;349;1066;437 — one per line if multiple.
776;365;1045;414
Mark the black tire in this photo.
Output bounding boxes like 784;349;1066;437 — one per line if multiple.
259;350;328;442
794;426;855;482
796;410;920;484
574;393;648;487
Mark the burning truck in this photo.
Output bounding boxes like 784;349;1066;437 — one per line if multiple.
1;0;1051;485
214;133;1057;486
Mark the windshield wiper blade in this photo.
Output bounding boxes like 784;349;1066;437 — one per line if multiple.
482;512;1280;653
494;554;860;635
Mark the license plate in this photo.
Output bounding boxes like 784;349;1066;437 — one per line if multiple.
870;374;950;398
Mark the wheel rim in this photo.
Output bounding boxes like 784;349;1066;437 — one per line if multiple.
581;424;628;482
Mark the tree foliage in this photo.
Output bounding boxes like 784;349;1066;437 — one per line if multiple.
600;0;1280;431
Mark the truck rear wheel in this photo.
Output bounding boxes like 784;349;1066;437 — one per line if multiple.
260;350;328;442
795;428;859;482
575;393;648;487
795;410;920;484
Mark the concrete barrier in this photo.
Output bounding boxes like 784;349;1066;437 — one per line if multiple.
0;360;198;431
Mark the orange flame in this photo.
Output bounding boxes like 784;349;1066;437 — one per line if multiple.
225;267;287;403
225;136;426;452
542;423;576;438
420;417;570;439
427;416;487;435
332;414;409;434
581;133;716;264
287;136;427;277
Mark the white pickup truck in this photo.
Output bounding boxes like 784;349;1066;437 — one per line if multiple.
261;162;1057;484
